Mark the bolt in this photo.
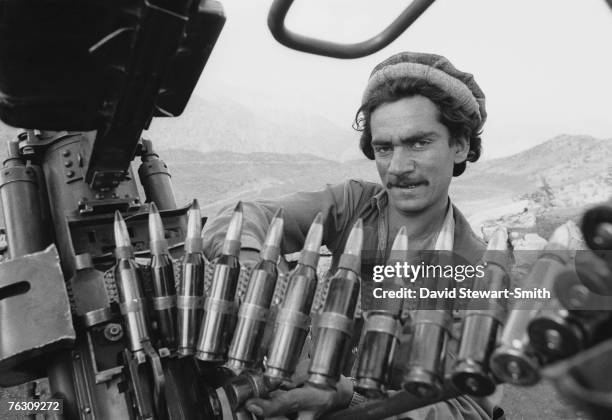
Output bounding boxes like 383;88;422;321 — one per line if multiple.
74;353;80;360
64;160;73;168
65;170;75;178
83;407;91;414
62;149;71;157
104;323;123;341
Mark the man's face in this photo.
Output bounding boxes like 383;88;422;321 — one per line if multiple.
371;95;469;215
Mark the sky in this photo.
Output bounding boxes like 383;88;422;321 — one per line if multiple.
195;0;612;159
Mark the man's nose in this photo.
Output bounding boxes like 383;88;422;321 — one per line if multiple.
388;147;416;176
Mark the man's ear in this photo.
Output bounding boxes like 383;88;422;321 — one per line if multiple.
453;136;469;163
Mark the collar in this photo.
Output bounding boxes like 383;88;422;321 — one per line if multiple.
370;187;387;210
371;187;455;251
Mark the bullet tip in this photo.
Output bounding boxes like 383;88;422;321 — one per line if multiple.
113;211;131;248
191;198;200;210
234;201;243;213
391;226;409;252
341;218;364;257
487;225;509;251
301;212;324;255
149;201;159;213
548;221;575;248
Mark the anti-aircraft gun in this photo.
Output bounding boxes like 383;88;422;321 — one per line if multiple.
0;0;438;418
1;0;611;419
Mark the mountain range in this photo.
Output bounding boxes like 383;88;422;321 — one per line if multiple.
158;135;611;217
147;94;362;161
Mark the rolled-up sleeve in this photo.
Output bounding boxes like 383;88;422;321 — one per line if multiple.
202;180;368;260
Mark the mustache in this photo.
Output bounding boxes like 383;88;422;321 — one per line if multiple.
386;175;428;189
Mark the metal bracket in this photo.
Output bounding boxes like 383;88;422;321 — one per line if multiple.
0;244;76;386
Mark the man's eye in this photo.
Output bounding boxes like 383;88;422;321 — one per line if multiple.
373;145;392;154
412;139;431;149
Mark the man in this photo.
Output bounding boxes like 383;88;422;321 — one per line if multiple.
203;52;501;419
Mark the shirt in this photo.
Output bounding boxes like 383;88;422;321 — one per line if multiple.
202;179;501;420
203;179;486;311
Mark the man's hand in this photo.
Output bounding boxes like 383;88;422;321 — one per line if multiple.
244;375;353;420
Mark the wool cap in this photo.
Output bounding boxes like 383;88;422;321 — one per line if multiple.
362;52;487;129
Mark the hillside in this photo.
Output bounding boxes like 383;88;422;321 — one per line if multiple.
469;134;611;183
146;94;362;161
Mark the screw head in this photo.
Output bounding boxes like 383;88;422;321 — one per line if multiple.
104;323;123;341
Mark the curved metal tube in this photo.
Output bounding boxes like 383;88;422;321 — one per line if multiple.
267;0;436;59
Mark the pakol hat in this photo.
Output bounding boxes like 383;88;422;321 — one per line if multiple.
362;52;487;129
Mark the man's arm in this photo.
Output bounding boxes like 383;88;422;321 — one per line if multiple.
202;180;370;260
